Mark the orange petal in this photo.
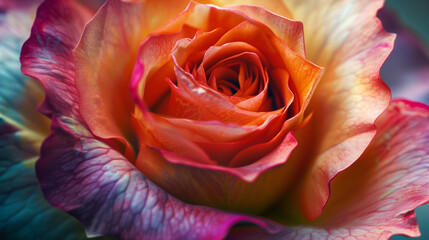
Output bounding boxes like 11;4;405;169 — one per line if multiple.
133;112;215;165
159;114;285;166
135;133;298;214
131;25;199;110
214;20;323;115
73;0;191;160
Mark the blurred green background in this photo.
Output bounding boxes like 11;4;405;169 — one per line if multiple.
385;0;429;239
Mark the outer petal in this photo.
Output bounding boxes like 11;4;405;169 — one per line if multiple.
311;100;429;239
228;100;429;240
73;0;191;158
281;0;395;220
36;117;281;240
20;0;94;120
0;3;87;239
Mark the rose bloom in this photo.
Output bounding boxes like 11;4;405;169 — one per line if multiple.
0;0;428;239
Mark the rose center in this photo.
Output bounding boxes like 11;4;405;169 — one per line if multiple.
204;54;265;99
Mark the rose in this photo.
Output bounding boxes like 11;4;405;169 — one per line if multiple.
1;0;428;240
0;0;424;239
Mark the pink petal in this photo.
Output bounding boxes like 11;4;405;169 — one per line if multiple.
20;0;94;120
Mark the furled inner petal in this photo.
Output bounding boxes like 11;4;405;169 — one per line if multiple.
204;51;269;111
213;19;322;116
133;25;204;110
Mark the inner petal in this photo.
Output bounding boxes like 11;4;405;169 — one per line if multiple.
206;55;260;93
202;52;271;111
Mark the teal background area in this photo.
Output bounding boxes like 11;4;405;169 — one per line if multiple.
386;0;429;51
385;0;429;239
